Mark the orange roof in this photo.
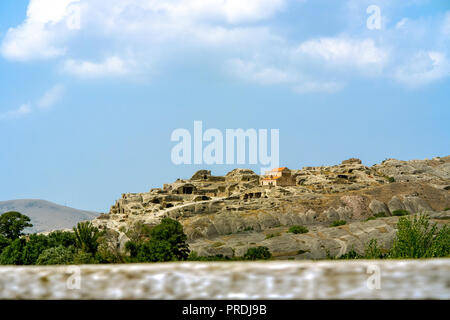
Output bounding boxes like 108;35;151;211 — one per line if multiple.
262;176;281;180
271;167;288;172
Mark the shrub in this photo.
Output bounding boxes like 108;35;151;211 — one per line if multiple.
388;177;395;183
73;250;96;264
330;220;346;227
374;212;387;218
338;250;363;259
188;251;233;261
0;211;32;240
390;214;450;258
36;246;75;265
392;209;410;216
243;246;272;260
288;225;308;234
265;232;281;239
444;208;450;211
364;239;386;259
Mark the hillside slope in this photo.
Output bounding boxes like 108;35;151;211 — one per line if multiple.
0;199;99;234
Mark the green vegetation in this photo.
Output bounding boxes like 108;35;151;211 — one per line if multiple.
73;221;103;255
329;220;347;227
288;225;309;234
0;211;32;240
331;214;449;259
387;176;395;183
187;246;272;261
265;232;281;239
392;209;410;216
444;208;450;211
390;214;449;258
366;212;387;221
36;246;76;265
243;246;272;260
211;242;225;247
125;218;190;263
0;209;447;264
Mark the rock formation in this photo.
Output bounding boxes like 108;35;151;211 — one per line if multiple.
91;156;450;259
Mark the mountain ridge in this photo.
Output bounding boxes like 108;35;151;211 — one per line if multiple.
0;199;99;234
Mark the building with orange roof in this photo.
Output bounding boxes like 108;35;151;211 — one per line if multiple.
260;167;295;187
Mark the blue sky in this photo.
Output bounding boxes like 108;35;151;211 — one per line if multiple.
0;0;449;212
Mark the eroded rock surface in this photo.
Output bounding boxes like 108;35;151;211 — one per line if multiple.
90;156;450;257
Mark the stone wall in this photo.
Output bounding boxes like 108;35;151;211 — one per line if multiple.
0;259;448;299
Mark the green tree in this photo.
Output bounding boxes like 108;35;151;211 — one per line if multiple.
73;222;102;255
0;211;32;240
0;238;26;265
36;246;75;265
0;235;10;253
126;218;190;262
21;234;51;265
48;230;77;248
390;214;450;258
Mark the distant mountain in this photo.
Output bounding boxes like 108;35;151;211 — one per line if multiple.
0;199;100;234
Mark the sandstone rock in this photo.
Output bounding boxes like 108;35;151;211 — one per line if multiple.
341;158;362;165
388;196;406;213
369;200;391;216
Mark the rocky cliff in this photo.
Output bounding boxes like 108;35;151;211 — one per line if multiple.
91;156;450;259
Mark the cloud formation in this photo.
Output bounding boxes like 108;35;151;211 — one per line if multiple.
1;84;65;120
1;1;449;91
0;104;32;120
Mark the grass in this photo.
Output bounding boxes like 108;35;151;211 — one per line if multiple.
288;225;309;234
366;212;387;221
265;232;281;239
211;242;225;248
392;209;410;216
329;220;347;227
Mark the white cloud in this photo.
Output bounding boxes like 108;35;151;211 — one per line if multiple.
0;104;32;120
443;12;450;37
227;58;345;94
296;37;388;70
63;57;134;78
394;51;450;87
1;0;80;61
227;58;297;85
1;84;65;120
293;81;345;94
38;84;65;110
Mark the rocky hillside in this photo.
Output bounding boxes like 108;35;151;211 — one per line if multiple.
0;199;99;234
92;156;450;259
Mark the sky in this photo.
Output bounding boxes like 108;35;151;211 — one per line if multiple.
0;0;449;212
